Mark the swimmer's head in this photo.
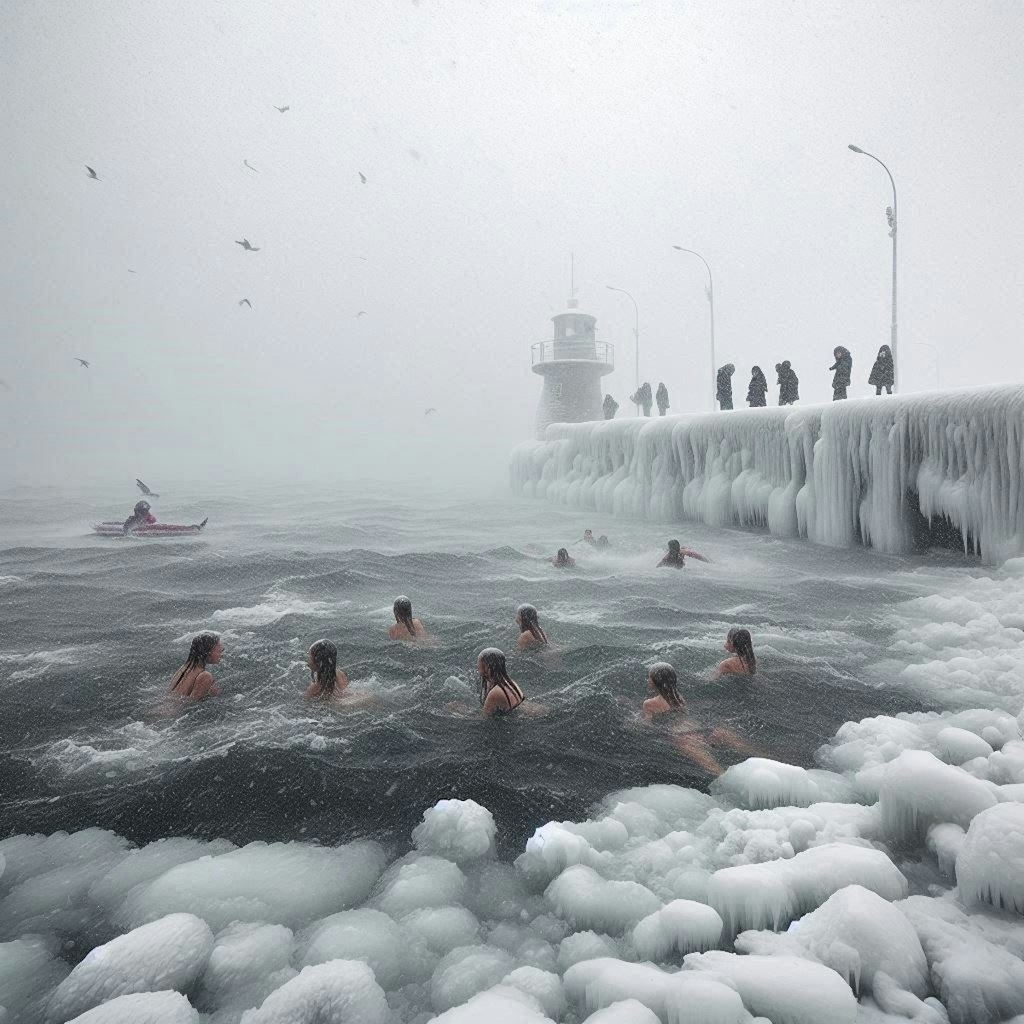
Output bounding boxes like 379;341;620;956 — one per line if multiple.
648;661;683;708
556;547;571;565
308;638;338;694
477;647;516;704
134;500;150;514
584;529;593;541
517;603;547;644
726;627;756;674
393;595;416;636
173;630;222;686
667;539;681;557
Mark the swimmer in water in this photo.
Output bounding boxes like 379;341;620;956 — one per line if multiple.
583;529;597;546
388;595;427;640
304;638;349;700
169;631;222;700
716;627;756;676
658;538;711;567
596;534;610;549
641;661;756;775
553;547;576;568
123;500;156;534
478;648;526;716
516;603;549;649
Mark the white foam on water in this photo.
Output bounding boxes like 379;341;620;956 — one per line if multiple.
211;591;347;628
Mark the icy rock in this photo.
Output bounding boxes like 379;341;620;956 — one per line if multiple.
429;944;515;1013
0;830;131;896
989;741;1024;784
937;728;994;765
412;799;497;864
371;855;467;918
297;907;433;989
464;861;533;921
0;936;70;1023
599;785;717;836
956;803;1024;914
880;751;998;838
516;819;625;883
429;985;554;1022
871;971;950;1024
65;991;198;1024
400;906;480;956
558;931;621;971
545;865;662;933
195;922;295;1013
684;951;856;1024
239;960;388;1024
46;913;214;1023
926;824;966;880
581;1000;661;1023
501;966;565;1019
631;900;723;960
118;840;386;932
712;759;856;810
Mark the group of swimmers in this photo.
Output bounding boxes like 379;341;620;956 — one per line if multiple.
169;546;761;773
553;535;710;570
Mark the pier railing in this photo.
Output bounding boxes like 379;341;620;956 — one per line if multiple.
531;339;615;368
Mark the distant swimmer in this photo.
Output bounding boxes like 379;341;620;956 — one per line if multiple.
304;639;349;700
136;478;159;499
389;595;427;640
170;631;223;700
658;539;710;568
583;529;597;546
274;104;290;113
235;238;260;251
243;159;259;173
597;535;610;549
716;627;757;677
85;165;99;180
123;500;156;533
74;357;90;368
478;648;525;716
424;408;437;416
516;603;548;649
553;547;575;568
239;299;252;308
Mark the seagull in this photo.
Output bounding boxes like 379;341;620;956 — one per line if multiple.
85;166;99;180
74;357;90;368
274;105;290;113
358;172;367;184
424;407;437;416
356;310;367;318
239;298;252;308
136;478;160;498
244;159;259;173
235;238;260;251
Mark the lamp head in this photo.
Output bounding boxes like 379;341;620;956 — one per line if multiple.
848;144;864;153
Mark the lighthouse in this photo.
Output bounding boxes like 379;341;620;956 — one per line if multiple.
531;299;615;439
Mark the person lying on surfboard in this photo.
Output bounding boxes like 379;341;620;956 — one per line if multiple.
123;500;157;534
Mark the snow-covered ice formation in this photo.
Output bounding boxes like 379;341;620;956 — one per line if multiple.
510;385;1024;562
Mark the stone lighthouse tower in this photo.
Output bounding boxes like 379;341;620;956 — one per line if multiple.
531;298;615;439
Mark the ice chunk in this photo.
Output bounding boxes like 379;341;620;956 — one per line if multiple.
296;907;433;989
545;865;661;933
956;802;1024;914
557;931;621;971
119;840;386;932
239;960;388;1024
429;944;515;1013
413;799;497;864
65;991;197;1024
194;922;295;1014
0;830;131;896
46;913;214;1023
684;951;856;1024
516;822;616;882
400;906;480;955
0;936;69;1023
712;759;856;810
581;1000;661;1023
429;985;554;1022
937;727;994;765
599;785;717;836
371;855;467;919
631;900;723;960
926;823;966;880
501;966;565;1019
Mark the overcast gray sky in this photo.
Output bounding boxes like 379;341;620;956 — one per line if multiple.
2;0;1021;487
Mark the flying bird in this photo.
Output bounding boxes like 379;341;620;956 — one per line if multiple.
358;172;367;184
136;478;160;498
85;166;99;180
74;357;90;368
239;298;252;308
274;105;290;113
356;310;367;318
424;407;437;416
244;159;259;173
235;238;260;251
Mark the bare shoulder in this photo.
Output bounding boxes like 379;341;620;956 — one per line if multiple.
387;624;400;640
192;671;216;699
414;619;427;637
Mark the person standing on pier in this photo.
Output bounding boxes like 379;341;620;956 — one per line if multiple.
746;366;768;408
868;345;894;395
656;382;670;416
716;364;735;410
777;361;799;405
603;394;619;419
830;346;853;401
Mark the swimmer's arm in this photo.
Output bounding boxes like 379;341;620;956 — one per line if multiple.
191;671;217;699
480;688;509;718
714;657;742;678
641;697;659;721
682;549;711;562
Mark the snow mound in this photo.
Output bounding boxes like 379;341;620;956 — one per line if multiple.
712;759;855;810
580;1000;661;1023
956;803;1024;914
400;906;480;955
631;900;723;960
558;931;621;971
65;991;197;1024
927;823;966;879
684;951;857;1024
501;966;566;1019
429;985;555;1022
195;921;295;1013
0;936;70;1023
430;944;515;1013
46;913;213;1023
545;865;662;933
371;855;467;918
937;727;994;765
413;799;497;864
239;960;388;1024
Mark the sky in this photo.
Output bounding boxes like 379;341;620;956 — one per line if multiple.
1;0;1021;488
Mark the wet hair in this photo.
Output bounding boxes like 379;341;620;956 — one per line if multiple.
665;539;683;563
517;603;548;644
727;627;757;674
556;548;571;565
308;638;338;695
477;647;521;707
393;595;416;636
648;661;683;708
171;631;220;689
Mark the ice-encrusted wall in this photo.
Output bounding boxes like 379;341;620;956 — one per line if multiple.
511;384;1024;563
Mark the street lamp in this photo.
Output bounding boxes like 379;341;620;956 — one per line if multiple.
672;246;716;411
606;284;640;415
848;143;898;391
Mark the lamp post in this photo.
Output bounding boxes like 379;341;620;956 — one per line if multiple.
848;144;898;392
606;284;640;415
672;246;716;411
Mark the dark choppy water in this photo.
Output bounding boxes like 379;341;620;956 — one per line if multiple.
0;482;932;855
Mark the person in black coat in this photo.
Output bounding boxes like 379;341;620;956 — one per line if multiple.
746;366;768;407
603;394;619;420
655;382;670;416
829;346;852;401
868;345;894;395
639;382;653;417
776;361;799;405
716;364;735;410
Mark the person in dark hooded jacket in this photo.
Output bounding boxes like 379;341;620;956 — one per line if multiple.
829;346;853;401
716;364;735;410
746;366;768;407
868;345;894;395
655;382;670;416
639;382;653;417
603;393;619;420
776;361;799;405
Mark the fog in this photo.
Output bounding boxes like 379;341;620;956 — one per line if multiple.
1;0;1021;489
